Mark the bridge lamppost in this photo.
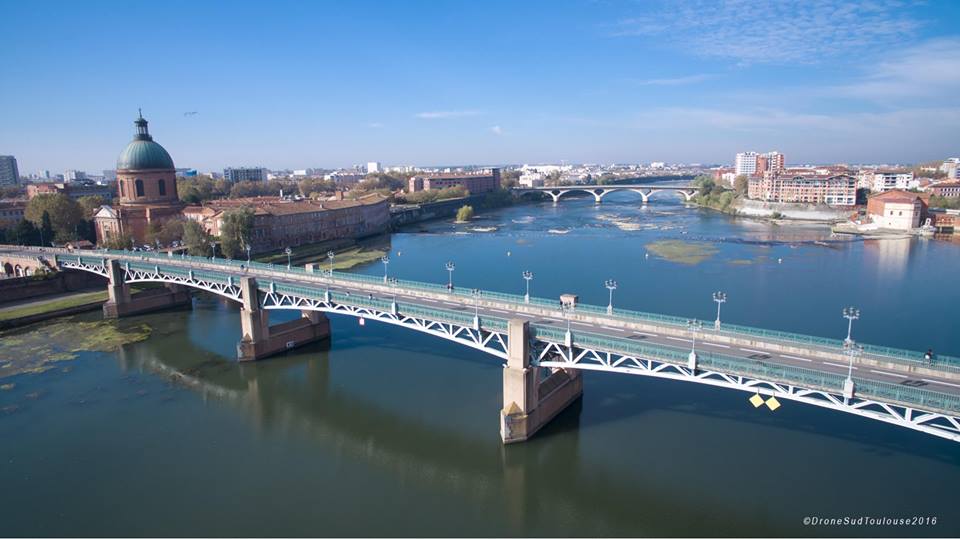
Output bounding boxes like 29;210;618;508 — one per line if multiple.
713;291;727;330
381;255;390;283
687;319;702;371
842;306;860;344
208;240;217;260
522;271;533;303
471;288;481;329
327;251;335;276
842;341;862;400
388;277;399;315
245;244;251;264
604;279;617;315
445;261;455;290
285;247;293;270
561;302;573;348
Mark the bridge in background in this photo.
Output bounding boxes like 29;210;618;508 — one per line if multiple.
2;244;960;445
512;184;699;204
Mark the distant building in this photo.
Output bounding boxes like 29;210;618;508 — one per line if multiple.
324;170;365;185
931;181;960;198
366;161;382;174
649;162;665;169
0;199;26;226
871;170;916;192
940;158;959;179
0;156;20;186
182;192;390;254
27;182;114;201
407;168;501;194
223;167;267;183
518;171;545;187
866;190;928;230
103;169;117;182
736;151;784;177
735;152;758;177
748;173;856;206
63;170;87;182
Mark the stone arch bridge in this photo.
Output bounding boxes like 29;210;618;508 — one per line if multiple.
512;184;699;204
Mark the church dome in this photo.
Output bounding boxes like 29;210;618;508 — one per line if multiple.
116;113;175;171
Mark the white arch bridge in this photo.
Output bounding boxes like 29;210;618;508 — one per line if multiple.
512;184;699;204
4;245;960;446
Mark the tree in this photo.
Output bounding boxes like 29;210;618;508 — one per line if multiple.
25;193;83;242
499;170;520;189
182;220;213;256
40;211;54;245
456;205;474;222
177;175;230;204
218;207;254;259
734;174;749;196
154;218;186;246
11;219;40;245
101;231;135;250
77;195;109;219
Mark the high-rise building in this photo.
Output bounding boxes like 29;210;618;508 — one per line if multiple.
223;167;267;182
0;155;20;186
64;169;87;182
735;152;758;177
764;151;785;172
366;161;382;174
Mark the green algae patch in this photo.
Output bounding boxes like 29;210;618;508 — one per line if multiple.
0;320;152;379
645;240;718;265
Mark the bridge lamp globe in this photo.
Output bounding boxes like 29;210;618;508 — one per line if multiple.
522;271;533;303
842;306;860;344
327;250;335;275
604;279;618;314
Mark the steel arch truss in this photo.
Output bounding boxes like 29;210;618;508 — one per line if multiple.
122;265;244;302
533;340;960;443
58;258;109;277
261;291;509;359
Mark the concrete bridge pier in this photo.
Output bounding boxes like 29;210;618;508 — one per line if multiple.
102;259;192;318
236;276;330;361
500;319;583;444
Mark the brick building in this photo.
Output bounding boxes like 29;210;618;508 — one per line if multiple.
748;173;856;206
407;168;501;194
931;181;960;198
865;190;929;230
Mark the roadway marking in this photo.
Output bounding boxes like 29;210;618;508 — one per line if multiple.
871;369;908;378
923;379;960;389
604;327;627;332
636;331;658;337
665;336;688;342
441;301;460;306
781;354;812;362
824;362;854;369
739;348;767;355
702;342;730;349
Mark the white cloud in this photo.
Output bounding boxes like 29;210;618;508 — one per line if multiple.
415;110;482;119
490;125;503;135
830;38;960;101
611;0;921;64
632;74;714;86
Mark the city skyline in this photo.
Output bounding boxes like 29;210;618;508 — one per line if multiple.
2;0;959;172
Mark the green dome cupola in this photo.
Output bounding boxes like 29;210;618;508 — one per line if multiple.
116;110;175;171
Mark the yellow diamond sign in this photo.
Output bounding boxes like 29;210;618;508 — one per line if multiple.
765;396;781;411
749;394;764;408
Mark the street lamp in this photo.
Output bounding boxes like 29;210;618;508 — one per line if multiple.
713;291;727;330
561;302;572;348
245;244;251;264
605;279;617;315
445;261;455;290
285;247;292;270
522;271;533;303
687;319;703;371
381;255;390;283
388;276;399;315
471;288;481;329
842;306;860;344
327;250;335;276
209;241;216;259
842;340;862;400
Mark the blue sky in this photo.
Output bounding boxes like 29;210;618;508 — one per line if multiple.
2;0;959;173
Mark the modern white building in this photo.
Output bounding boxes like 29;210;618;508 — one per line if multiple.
366;161;382;174
872;171;916;192
941;158;959;179
64;169;87;182
223;167;267;183
735;152;758;177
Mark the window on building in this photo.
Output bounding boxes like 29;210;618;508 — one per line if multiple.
135;179;144;197
159;179;166;196
119;181;124;197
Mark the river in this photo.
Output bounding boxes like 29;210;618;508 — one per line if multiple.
1;192;958;537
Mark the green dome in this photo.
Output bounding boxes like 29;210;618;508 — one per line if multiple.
117;139;175;170
116;113;175;170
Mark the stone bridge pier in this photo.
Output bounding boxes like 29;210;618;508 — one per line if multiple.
103;259;192;318
236;276;330;361
500;319;582;443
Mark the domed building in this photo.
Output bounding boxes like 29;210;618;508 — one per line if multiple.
95;112;185;246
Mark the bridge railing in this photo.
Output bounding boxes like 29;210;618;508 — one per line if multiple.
531;324;960;415
46;247;960;372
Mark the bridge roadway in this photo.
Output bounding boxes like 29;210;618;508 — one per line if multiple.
4;244;960;443
511;184;699;203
